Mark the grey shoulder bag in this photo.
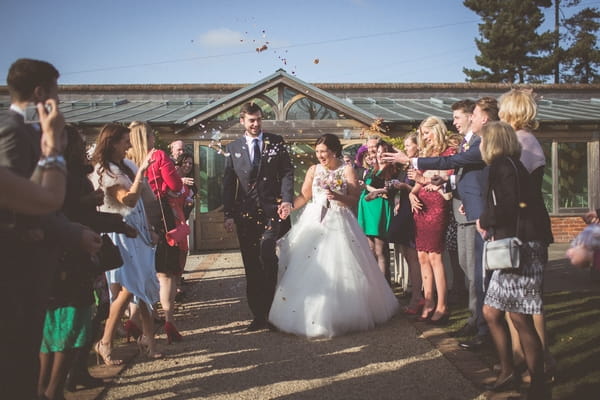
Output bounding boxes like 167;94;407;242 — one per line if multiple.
483;157;523;271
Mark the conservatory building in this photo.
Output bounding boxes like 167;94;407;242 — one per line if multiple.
2;69;599;250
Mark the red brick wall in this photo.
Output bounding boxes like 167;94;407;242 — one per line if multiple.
550;216;587;243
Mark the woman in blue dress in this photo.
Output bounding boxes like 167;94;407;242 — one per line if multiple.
90;124;162;364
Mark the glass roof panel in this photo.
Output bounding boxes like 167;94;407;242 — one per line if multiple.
213;97;275;121
286;97;347;120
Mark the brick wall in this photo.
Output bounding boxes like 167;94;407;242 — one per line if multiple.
550;216;587;243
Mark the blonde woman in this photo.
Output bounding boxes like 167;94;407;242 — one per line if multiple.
409;116;455;324
499;89;556;380
129;121;184;344
477;121;552;398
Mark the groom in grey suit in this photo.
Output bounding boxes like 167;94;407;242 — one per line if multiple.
223;102;294;331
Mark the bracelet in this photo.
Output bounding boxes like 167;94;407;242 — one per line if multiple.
37;155;67;175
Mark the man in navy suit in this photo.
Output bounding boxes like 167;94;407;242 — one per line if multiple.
223;102;294;331
382;97;499;350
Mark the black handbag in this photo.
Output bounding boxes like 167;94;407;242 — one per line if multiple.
91;234;123;273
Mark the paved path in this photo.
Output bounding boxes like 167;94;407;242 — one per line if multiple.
65;244;592;400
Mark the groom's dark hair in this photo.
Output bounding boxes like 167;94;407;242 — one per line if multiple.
315;133;342;157
240;102;263;118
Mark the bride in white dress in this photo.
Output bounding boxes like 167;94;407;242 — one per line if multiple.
268;134;399;338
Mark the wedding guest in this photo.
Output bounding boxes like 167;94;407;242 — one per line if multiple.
499;88;556;380
90;123;162;363
567;224;600;268
409;116;455;324
174;152;198;221
386;132;423;314
477;121;552;399
268;134;399;337
128;121;184;344
358;139;396;282
382;98;499;349
0;58;101;400
173;152;198;300
39;126;136;397
354;144;369;183
222;102;294;331
169;139;184;161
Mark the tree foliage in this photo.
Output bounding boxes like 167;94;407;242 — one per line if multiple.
463;0;553;83
464;0;600;83
560;4;600;83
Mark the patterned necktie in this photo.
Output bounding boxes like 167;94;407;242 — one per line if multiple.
252;138;261;168
460;137;468;153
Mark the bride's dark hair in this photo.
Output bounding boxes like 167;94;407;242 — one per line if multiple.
315;133;342;157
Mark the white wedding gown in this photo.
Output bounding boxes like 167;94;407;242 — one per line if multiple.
268;163;399;338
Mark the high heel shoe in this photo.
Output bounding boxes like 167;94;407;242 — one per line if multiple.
483;373;520;392
94;341;123;366
404;298;426;315
164;321;183;344
428;311;450;326
123;320;142;343
137;335;163;359
417;308;435;322
65;370;104;392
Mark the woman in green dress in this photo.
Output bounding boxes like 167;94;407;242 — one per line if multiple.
357;140;397;282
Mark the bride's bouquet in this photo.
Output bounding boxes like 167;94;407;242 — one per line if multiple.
314;169;346;221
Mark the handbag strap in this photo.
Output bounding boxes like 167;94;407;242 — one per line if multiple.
505;156;521;239
152;161;170;234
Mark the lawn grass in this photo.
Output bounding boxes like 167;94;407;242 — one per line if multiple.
544;290;600;399
444;289;600;400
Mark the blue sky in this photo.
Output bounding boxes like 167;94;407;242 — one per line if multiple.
0;0;592;85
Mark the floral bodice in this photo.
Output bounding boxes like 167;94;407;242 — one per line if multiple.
312;163;347;207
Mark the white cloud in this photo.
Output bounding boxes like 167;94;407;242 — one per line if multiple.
198;28;244;47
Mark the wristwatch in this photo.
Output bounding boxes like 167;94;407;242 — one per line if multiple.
37;155;67;174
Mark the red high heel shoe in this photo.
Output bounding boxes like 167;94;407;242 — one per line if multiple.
164;321;183;344
404;298;426;315
124;320;142;343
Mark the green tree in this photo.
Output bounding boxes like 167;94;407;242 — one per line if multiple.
463;0;553;83
560;3;600;83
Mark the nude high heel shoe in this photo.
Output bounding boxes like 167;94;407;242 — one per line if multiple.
94;341;123;366
137;335;163;359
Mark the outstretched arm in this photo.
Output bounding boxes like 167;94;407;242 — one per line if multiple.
0;166;65;214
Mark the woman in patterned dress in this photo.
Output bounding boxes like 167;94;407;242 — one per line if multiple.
477;122;552;399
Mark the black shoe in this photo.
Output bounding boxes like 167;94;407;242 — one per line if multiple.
267;322;278;332
428;312;450;326
174;290;186;303
483;373;519;392
459;335;490;351
247;319;267;331
65;371;104;392
452;323;477;337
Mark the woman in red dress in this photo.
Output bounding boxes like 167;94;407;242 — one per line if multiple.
409;116;456;324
